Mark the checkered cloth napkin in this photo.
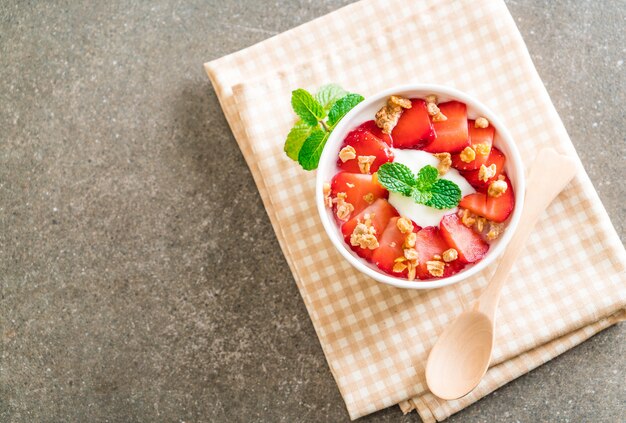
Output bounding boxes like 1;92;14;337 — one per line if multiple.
204;0;626;420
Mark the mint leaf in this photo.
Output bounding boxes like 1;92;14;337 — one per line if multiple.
426;179;462;209
376;162;417;196
378;163;461;209
291;89;326;126
284;120;313;161
412;189;432;204
298;129;329;170
315;84;348;111
416;165;439;191
327;93;365;127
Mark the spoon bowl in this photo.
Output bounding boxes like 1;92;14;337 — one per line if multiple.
425;310;494;400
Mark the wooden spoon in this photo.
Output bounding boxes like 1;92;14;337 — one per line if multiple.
425;148;578;400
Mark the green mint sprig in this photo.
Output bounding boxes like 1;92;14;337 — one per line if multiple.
284;84;364;170
377;163;462;210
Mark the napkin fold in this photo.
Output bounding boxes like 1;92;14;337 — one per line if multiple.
204;0;626;420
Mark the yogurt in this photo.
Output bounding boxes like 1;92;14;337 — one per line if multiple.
388;149;475;227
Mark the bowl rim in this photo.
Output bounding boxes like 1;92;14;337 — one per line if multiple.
316;84;525;289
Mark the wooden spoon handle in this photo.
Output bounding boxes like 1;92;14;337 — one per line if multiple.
476;148;579;317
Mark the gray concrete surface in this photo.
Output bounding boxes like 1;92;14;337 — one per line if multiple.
0;0;624;422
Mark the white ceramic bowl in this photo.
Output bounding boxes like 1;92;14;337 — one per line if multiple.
316;84;525;289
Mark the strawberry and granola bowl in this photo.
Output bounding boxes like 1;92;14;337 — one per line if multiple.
316;85;525;289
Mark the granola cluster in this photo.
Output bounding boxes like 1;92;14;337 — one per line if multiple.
478;163;497;182
375;95;412;134
334;192;354;221
475;117;490;128
433;152;452;175
474;143;491;156
425;94;447;121
459;208;504;240
350;213;379;249
488;178;508;198
323;183;333;208
338;145;356;162
460;146;476;163
442;248;458;263
396;217;413;234
426;260;445;277
357;155;376;174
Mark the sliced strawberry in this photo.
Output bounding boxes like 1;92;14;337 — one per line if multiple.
461;147;505;191
459;175;515;223
390;99;436;149
451;120;495;170
423;101;470;154
354;120;393;146
338;129;394;174
440;214;489;263
414;226;464;279
341;199;399;260
330;172;389;216
372;217;420;277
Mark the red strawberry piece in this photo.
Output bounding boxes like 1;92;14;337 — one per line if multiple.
341;199;399;260
338;129;394;174
390;99;436;149
459;175;515;223
330;172;389;216
414;226;464;279
353;120;393;146
440;214;489;263
451;120;495;170
461;147;506;191
423;101;470;154
372;217;420;277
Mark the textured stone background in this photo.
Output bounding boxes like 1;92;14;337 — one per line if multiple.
0;1;624;422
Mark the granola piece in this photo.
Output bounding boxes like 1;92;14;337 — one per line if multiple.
461;208;476;227
396;217;413;234
442;248;458;263
478;163;497;182
357;155;376;174
460;146;476;163
404;232;417;248
425;94;438;104
475;117;490;128
404;248;419;261
431;111;448;122
426;260;445;277
349;214;379;249
488;179;508;198
363;193;375;204
475;216;487;233
406;260;417;281
486;222;504;240
375;95;412;134
426;102;440;117
338;145;357;162
393;261;408;273
434;152;452;175
323;183;332;208
389;95;412;109
433;254;442;260
334;192;355;221
474;143;491;156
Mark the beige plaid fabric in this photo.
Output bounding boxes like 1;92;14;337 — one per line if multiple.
204;0;626;420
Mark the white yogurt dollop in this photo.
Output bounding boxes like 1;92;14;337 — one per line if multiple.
388;149;475;227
